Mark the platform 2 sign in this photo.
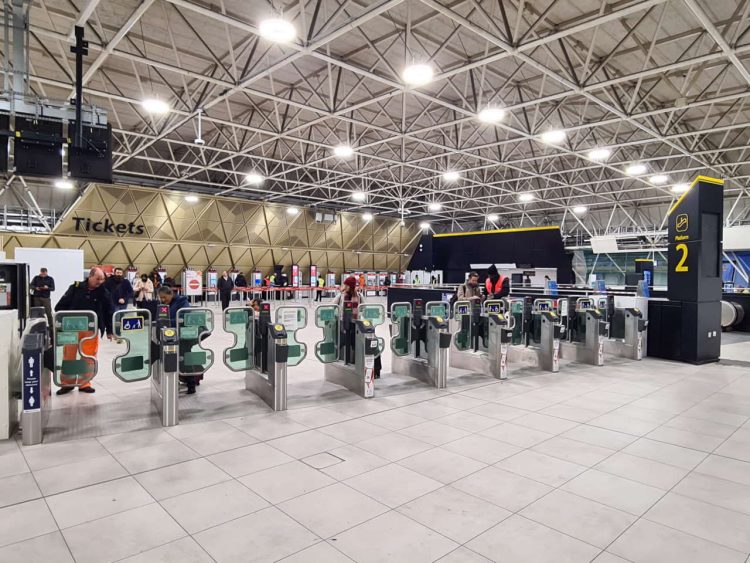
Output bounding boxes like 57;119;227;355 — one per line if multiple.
667;176;724;303
22;348;41;413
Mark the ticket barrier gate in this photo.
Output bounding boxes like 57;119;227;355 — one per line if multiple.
559;297;609;366
315;303;379;398
390;300;450;387
449;300;515;379
603;307;648;360
222;303;293;411
149;305;179;426
502;298;564;373
20;308;52;446
176;307;214;388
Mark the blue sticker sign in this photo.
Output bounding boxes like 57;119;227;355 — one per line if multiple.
122;317;144;331
23;348;40;412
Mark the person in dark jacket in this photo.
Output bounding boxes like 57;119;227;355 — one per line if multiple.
234;272;248;288
217;270;234;311
54;267;114;395
30;267;55;327
105;267;134;311
486;264;510;299
157;285;203;394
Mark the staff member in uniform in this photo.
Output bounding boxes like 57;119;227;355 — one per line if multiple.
30;267;55;327
486;265;510;299
217;270;234;311
54;267;114;395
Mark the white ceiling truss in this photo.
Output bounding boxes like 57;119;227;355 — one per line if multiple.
6;0;750;237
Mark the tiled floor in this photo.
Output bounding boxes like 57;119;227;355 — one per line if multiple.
2;300;750;562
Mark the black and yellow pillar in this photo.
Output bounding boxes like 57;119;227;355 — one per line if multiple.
648;176;724;364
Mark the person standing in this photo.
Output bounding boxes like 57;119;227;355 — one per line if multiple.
30;267;55;327
333;276;381;379
217;270;234;311
133;273;154;306
54;267;114;395
457;271;483;302
315;274;325;302
105;267;134;311
486;265;510;299
157;285;202;395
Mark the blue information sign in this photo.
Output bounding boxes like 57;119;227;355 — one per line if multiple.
22;348;40;412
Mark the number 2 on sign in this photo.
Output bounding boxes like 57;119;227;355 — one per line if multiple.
675;243;689;272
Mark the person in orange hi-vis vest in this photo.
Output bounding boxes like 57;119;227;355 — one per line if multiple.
54;267;114;395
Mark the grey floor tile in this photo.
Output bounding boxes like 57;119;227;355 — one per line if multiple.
357;431;432;461
97;428;176;454
302;451;344;469
134;457;231;500
0;499;58;548
714;429;750;463
0;451;30;479
46;476;153;529
589;412;661;436
399;447;486;484
193;506;318;563
398;401;461;420
513;412;580;435
22;438;108;471
532;436;616;467
278;541;354;562
62;503;185;563
622;438;708;470
317;418;390;443
467;514;600;563
521;489;637;548
32;453;128;496
645;492;750;553
467;402;530;422
285;406;353;428
333;510;458;563
453;466;552;512
0;472;41;508
540;403;605;423
496;450;586;487
239;460;335;504
118;536;213;563
437;546;492;562
596;451;689;490
228;414;310;441
562;469;665;516
663;415;739;439
442;434;522;464
695;454;750;487
398;486;511;544
561;424;638;450
674;472;750;516
177;425;259;456
207;442;294;478
609;518;746;563
399;420;472;446
267;429;347;459
436;410;502;432
479;421;555;448
360;409;428;430
279;483;388;538
0;531;73;563
646;425;725;452
160;479;269;534
432;393;487;411
344;463;442;508
320;444;389;480
592;553;631;563
112;440;200;474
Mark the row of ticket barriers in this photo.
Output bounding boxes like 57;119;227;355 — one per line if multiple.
18;295;647;444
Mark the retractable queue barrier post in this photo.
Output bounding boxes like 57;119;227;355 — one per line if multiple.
21;312;51;446
151;304;179;426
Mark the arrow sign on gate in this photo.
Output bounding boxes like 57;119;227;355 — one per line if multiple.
28;357;34;368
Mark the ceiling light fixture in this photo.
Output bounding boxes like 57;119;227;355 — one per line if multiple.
246;172;264;185
672;183;690;194
333;144;354;158
258;18;296;43
588;148;611;161
477;106;506;124
185;195;199;203
287;207;299;215
419;222;430;230
141;98;169;114
650;174;669;185
55;179;74;190
428;202;442;212
573;205;588;214
362;212;373;221
351;191;367;201
487;213;499;222
625;163;647;176
541;129;566;144
442;170;460;182
402;63;434;86
519;193;535;203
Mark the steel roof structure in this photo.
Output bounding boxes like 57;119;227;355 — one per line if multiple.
9;0;750;236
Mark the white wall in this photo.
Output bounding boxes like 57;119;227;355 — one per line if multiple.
14;248;84;309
